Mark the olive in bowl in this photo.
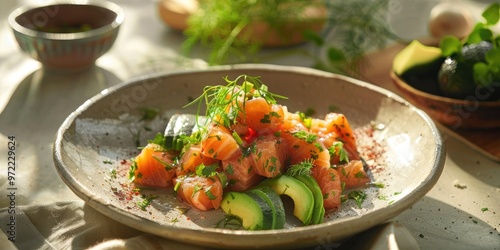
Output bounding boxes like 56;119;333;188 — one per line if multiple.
8;0;124;72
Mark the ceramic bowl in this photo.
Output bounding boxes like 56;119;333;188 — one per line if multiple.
53;64;445;249
390;71;500;129
8;0;124;72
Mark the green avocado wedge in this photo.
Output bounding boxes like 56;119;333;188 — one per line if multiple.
294;175;325;224
220;191;274;230
393;40;443;76
258;175;314;225
248;186;286;229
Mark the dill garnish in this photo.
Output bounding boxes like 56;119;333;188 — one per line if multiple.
286;159;314;176
184;74;287;129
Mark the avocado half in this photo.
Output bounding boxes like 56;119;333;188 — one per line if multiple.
393;40;443;76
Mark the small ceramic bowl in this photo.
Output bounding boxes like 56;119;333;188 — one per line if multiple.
391;71;500;129
8;0;124;72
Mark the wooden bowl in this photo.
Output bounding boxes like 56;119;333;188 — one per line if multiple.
157;0;326;47
390;71;500;129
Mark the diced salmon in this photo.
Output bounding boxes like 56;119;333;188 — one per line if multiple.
237;97;285;134
311;165;342;210
177;144;218;176
282;129;331;169
324;113;360;160
201;124;241;160
133;143;177;188
174;174;223;210
222;155;263;191
279;110;307;133
337;160;370;189
250;135;288;178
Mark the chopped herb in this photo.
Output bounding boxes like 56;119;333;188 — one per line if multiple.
232;131;244;146
260;114;271;124
205;189;218;200
328;141;349;163
377;195;388;200
195;163;219;177
371;182;385;188
151;155;175;170
217;172;229;188
354;171;365;178
128;159;138;181
103;160;113;164
192;184;202;197
298;112;313;129
148;133;167;147
137;195;158;211
481;207;489;212
348;190;366;208
394;191;401;195
225;164;234;175
109;169;117;179
292;131;317;143
171;217;179;223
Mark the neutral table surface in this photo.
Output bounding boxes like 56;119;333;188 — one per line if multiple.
0;0;499;249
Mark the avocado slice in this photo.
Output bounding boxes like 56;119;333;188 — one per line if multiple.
221;191;274;230
249;186;286;229
393;40;443;76
294;175;325;224
259;175;314;225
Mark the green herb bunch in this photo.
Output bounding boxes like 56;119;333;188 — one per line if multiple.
306;0;399;76
181;0;397;76
439;3;500;88
182;0;325;65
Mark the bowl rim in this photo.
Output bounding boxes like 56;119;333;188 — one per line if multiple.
390;71;500;107
8;0;124;40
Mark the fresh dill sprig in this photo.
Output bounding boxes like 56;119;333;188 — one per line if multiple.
310;0;400;76
182;0;325;65
184;74;287;129
286;159;314;176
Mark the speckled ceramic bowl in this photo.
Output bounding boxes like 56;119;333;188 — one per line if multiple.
53;64;445;249
8;0;124;71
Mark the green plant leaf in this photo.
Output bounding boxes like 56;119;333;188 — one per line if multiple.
467;23;493;44
302;29;324;46
473;62;491;87
486;48;500;66
482;3;500;25
440;36;462;57
327;47;347;63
